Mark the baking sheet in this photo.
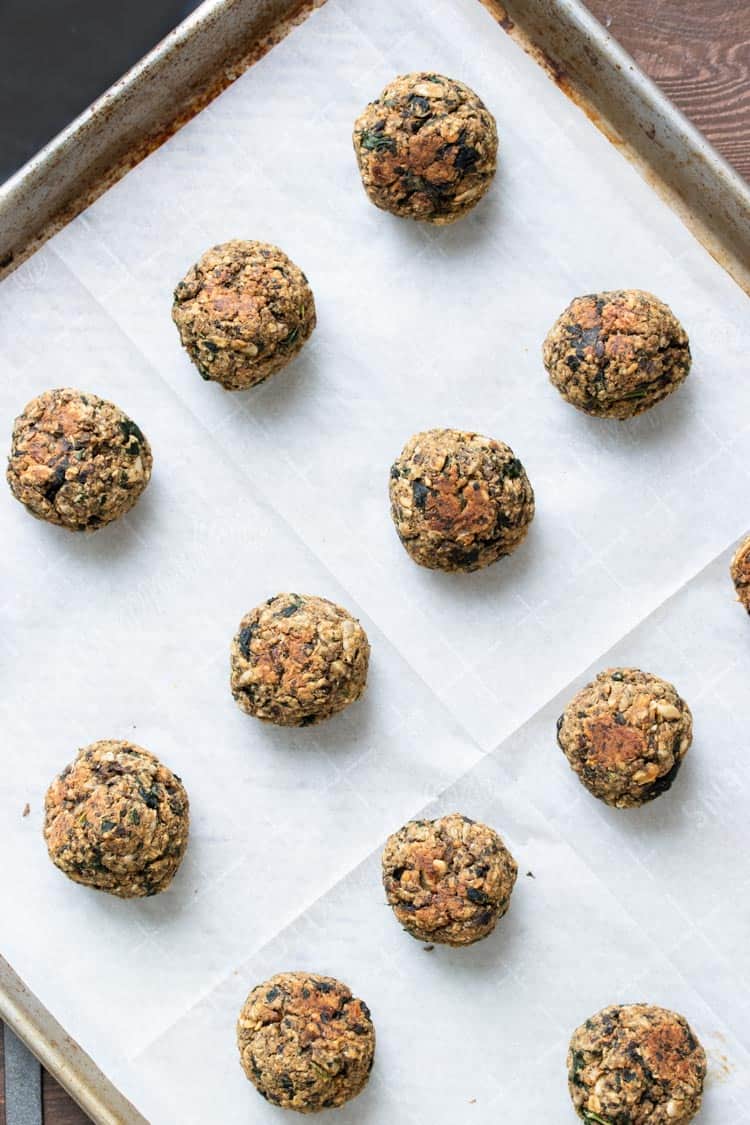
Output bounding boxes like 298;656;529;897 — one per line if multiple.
1;0;749;1120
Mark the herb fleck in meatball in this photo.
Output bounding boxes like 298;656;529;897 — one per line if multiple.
557;668;692;808
172;240;316;390
543;290;690;419
568;1003;706;1124
237;971;375;1113
230;593;370;726
382;813;518;946
353;72;498;224
44;740;189;898
730;534;750;613
389;428;534;572
6;388;152;531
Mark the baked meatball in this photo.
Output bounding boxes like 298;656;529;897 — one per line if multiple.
556;668;692;808
730;534;750;612
389;428;534;572
6;388;152;531
382;813;518;946
237;972;375;1113
543;290;690;419
568;1003;706;1124
172;240;316;390
230;593;370;726
44;740;189;897
353;72;497;224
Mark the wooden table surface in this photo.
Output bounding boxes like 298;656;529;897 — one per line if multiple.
1;1;748;1122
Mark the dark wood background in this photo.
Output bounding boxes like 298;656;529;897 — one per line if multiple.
1;0;748;1122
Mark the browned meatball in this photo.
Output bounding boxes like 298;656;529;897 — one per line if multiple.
172;240;316;390
44;740;189;897
730;534;750;613
382;813;518;946
237;972;375;1113
389;428;534;572
7;388;152;531
230;593;370;726
557;668;693;808
543;290;690;419
353;72;497;224
568;1004;706;1124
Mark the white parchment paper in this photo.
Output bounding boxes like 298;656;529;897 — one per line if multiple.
1;0;749;1120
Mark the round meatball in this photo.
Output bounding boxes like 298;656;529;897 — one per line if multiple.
230;593;370;726
44;740;189;897
568;1004;706;1124
730;534;750;612
353;72;497;224
172;240;316;390
543;290;690;419
237;971;375;1113
382;813;518;946
389;428;534;572
556;668;692;808
6;388;152;531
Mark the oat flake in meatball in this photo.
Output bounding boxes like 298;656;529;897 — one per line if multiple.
543;290;690;419
557;668;692;808
389;428;534;572
730;534;750;613
568;1003;706;1124
44;740;189;898
230;593;370;726
382;813;518;946
353;72;498;224
6;388;152;531
172;240;316;390
237;971;375;1113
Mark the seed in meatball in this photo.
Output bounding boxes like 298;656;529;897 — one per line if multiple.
6;388;152;531
353;72;498;224
730;534;750;613
44;740;189;898
542;290;690;419
230;593;370;726
382;812;518;946
568;1003;706;1124
389;428;534;572
237;971;375;1113
172;240;316;390
556;668;693;808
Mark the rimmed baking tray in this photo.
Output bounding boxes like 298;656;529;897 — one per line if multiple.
1;1;749;1121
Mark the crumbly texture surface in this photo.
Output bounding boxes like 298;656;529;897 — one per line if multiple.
230;593;370;726
382;813;518;946
568;1004;706;1124
557;668;692;809
389;428;534;572
44;740;189;898
353;72;498;224
172;240;316;390
6;388;152;531
543;290;691;419
237;972;375;1113
730;534;750;612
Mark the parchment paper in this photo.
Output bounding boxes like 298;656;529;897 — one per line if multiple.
1;0;749;1120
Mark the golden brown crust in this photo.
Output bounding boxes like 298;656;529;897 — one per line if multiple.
44;740;189;898
730;534;750;612
172;240;316;390
353;73;497;224
6;388;152;531
389;428;534;572
557;668;692;808
543;290;690;419
230;593;370;726
568;1004;706;1124
381;813;518;946
237;972;375;1113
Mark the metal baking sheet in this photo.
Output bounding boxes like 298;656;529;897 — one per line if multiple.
1;0;749;1121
